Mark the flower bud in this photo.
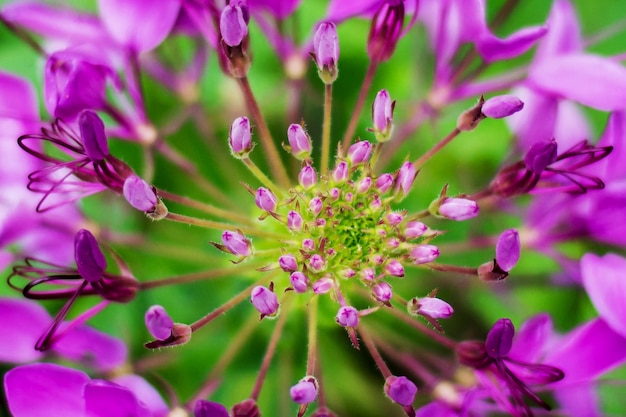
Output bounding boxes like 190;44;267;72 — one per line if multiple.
290;376;318;404
409;296;454;319
356;177;372;194
370;195;383;211
336;306;359;327
309;254;326;272
485;318;515;359
145;323;192;349
309;197;323;216
347;141;372;165
123;175;158;212
255;187;277;212
145;305;173;341
313;22;339;84
482;95;524;119
312;277;334;294
250;285;279;317
302;239;315;252
74;229;107;283
375;173;394;193
361;267;376;281
299;165;317;189
279;254;298;272
367;1;405;63
229;116;253;158
290;271;309;293
195;400;229;417
438;198;479;221
287;124;312;160
372;89;394;141
385;260;405;277
524;139;557;173
220;2;249;47
395;162;417;198
287;211;303;232
332;161;349;184
457;96;486;131
221;230;252;256
385;212;403;226
384;376;417;406
495;229;520;272
79;110;109;162
372;282;392;303
232;399;260;417
404;221;427;239
329;187;340;200
410;245;440;264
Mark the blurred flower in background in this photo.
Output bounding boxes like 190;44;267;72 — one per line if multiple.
0;0;625;416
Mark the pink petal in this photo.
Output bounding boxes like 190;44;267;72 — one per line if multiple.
506;86;558;150
0;298;49;363
596;111;626;180
535;0;582;60
114;374;169;417
4;363;89;417
98;0;180;52
84;380;151;417
478;25;548;62
508;313;555;363
581;253;626;337
530;54;626;111
553;383;602;417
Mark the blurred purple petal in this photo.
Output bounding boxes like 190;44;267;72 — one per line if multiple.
0;298;48;363
596;111;626;180
249;0;302;19
535;0;582;60
530;54;626;111
478;25;548;62
53;324;128;372
4;363;89;417
325;0;383;22
84;380;151;417
508;313;555;363
114;374;169;417
553;383;602;417
98;0;180;52
506;86;558;149
581;253;626;337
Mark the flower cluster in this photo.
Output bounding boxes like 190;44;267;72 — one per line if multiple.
1;1;626;417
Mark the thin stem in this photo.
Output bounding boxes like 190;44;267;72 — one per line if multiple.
306;296;319;376
242;157;285;198
341;62;379;153
412;128;461;170
238;77;291;188
369;143;383;170
164;212;288;239
427;263;478;276
321;83;333;175
158;189;255;225
378;103;430;169
139;264;260;290
358;324;392;378
0;15;47;57
374;335;439;389
250;294;293;400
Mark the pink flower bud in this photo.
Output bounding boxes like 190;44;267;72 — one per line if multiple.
290;377;318;404
229;116;253;157
302;239;315;251
255;187;277;212
332;161;349;183
387;238;400;249
361;268;376;281
313;22;339;84
312;277;334;294
279;254;298;272
411;296;454;319
123;175;157;212
342;268;356;278
356;177;372;194
385;260;404;277
482;95;524;119
495;229;520;272
298;165;317;189
145;305;174;341
372;282;392;303
410;245;439;264
384;376;417;406
372;89;394;140
404;221;427;239
347;141;372;165
309;254;326;272
220;2;249;47
309;197;323;216
290;271;309;293
287;211;303;232
375;173;394;193
385;212;403;226
287;124;312;159
370;196;382;210
336;306;359;327
395;162;417;197
344;192;353;202
250;285;279;317
221;230;252;256
329;187;340;200
439;198;479;221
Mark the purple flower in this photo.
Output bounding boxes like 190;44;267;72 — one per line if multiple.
482;95;524;119
287;124;312;159
123;175;158;212
220;2;249;47
367;0;405;63
410;244;440;264
438;197;479;221
221;230;252;257
347;140;372;165
255;187;278;212
384;375;417;406
229;116;253;157
144;305;174;341
336;306;359;327
289;376;318;404
495;229;521;272
524;139;558;173
250;285;279;318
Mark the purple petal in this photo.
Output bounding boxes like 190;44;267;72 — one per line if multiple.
506;86;558;150
482;95;524;119
508;313;555;363
194;399;230;417
74;229;107;283
84;380;150;417
544;318;626;384
0;71;38;121
325;0;383;22
553;383;602;417
485;318;515;358
535;0;582;60
495;229;521;272
98;0;180;52
552;100;592;150
4;363;89;417
477;25;548;62
249;0;302;19
113;374;169;417
79;110;109;162
0;298;49;363
596;110;626;180
530;54;626;111
52;324;128;372
581;253;626;337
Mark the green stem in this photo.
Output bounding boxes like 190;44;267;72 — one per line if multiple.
321;83;333;175
164;212;288;239
242;157;286;198
158;189;255;225
306;296;319;376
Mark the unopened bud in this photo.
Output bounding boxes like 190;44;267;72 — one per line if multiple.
384;375;417;407
74;229;107;283
220;2;249;47
123;175;158;212
495;229;520;272
347;140;372;165
290;376;318;404
145;305;173;341
229;116;253;158
250;285;279;318
312;277;333;294
299;165;318;189
336;306;359;327
482;95;524;119
332;161;349;184
221;230;252;256
195;400;229;417
287;124;312;160
287;211;303;232
255;187;277;212
372;282;392;303
438;198;479;221
385;260;405;277
290;271;309;293
372;89;395;141
485;318;515;359
279;254;298;272
524;139;557;173
410;244;439;264
395;162;417;198
313;22;339;84
375;173;394;193
79;110;109;162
